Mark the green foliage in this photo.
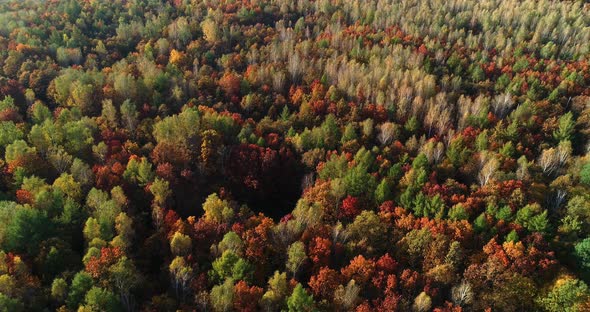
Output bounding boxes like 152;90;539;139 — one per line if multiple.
553;112;575;142
0;121;23;149
67;272;94;309
82;287;123;312
580;162;590;186
203;193;233;224
123;157;154;186
515;204;549;234
506;230;519;243
210;278;234;312
574;238;590;273
343;165;376;197
4;207;54;255
286;241;307;275
538;279;589;312
210;250;253;283
374;178;393;204
287;284;316;312
448;204;469;221
0;293;23;312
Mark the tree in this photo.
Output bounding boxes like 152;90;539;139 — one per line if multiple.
581;162;590;186
538;278;589;312
218;231;244;256
347;211;387;255
51;278;68;302
574;238;590;273
67;272;94;309
201;18;219;43
343;166;376;197
170;231;192;256
309;267;340;301
553;112;575;142
81;287;123;312
210;278;235;312
150;178;171;207
538;147;560;176
113;212;133;250
478;153;499;186
123;157;154;187
260;271;288;311
286;241;307;277
334;280;360;310
451;280;473;307
374;179;393;204
203;193;234;224
377;122;397;145
0;121;23;148
413;292;432;312
169;257;193;300
0;293;23;312
234;280;263;312
4;207;54;255
210;250;253;283
287;284;315;312
108;257;140;311
120;100;138;134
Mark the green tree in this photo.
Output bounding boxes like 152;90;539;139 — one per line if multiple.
108;257;140;311
67;272;94;309
374;179;393;204
553;112;575;142
51;277;68;302
170;231;192;256
580;162;590;186
260;271;289;311
4;207;54;255
81;287;123;312
150;178;171;207
286;241;307;276
0;293;23;312
343;166;376;197
538;278;589;312
0;121;23;149
210;278;234;312
203;193;234;224
287;283;315;312
210;250;252;283
574;238;590;273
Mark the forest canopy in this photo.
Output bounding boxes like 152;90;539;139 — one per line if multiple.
0;0;590;311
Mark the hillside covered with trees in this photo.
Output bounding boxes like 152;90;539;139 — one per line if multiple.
1;0;590;311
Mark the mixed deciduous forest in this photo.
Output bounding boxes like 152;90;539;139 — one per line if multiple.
0;0;590;311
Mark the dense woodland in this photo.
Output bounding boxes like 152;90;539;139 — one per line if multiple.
0;0;590;311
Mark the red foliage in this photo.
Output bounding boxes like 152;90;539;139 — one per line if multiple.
340;195;362;220
156;162;176;183
308;237;332;268
233;281;263;312
151;142;192;168
309;267;341;300
242;215;274;264
219;72;242;97
85;247;124;278
93;163;122;190
0;108;22;122
341;255;376;286
15;189;33;205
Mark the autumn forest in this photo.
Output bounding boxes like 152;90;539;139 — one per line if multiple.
1;0;590;311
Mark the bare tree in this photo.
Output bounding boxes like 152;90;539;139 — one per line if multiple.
492;93;514;118
538;147;559;176
451;281;473;307
478;153;499;186
377;122;397;145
